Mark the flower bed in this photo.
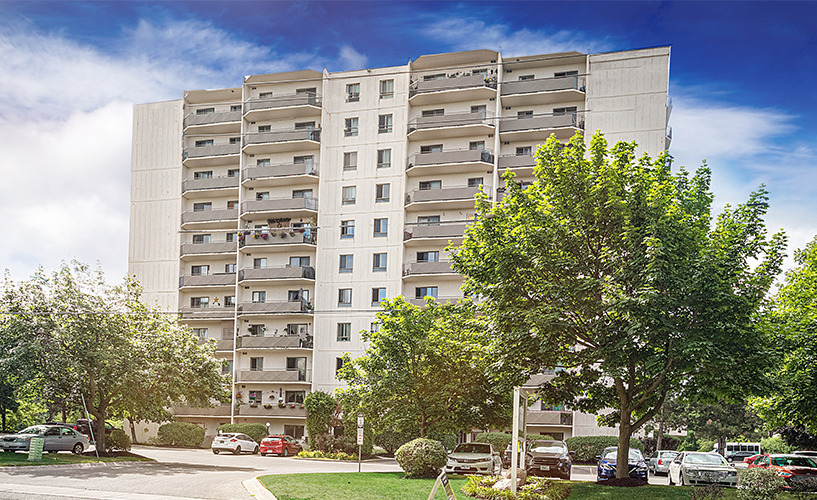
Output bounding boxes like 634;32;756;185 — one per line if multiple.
462;475;571;500
297;450;358;461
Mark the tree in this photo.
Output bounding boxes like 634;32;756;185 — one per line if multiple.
453;132;785;477
753;237;817;432
0;262;229;453
681;399;764;456
337;297;511;440
303;391;336;451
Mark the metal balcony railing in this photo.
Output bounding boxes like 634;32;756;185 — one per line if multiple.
238;369;311;383
183;143;240;160
498;154;536;169
404;222;469;240
410;73;497;97
243;129;320;146
405;186;487;205
183;110;242;128
180;241;237;256
500;75;586;96
526;411;574;426
182;175;239;193
240;230;316;247
239;266;315;281
499;112;584;134
403;261;455;276
181;208;238;224
241;196;318;214
237;404;307;417
408;149;493;169
179;306;235;319
408;111;494;134
242;162;318;181
239;301;313;314
179;273;236;288
244;93;321;113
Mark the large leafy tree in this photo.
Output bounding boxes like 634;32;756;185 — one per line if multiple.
453;133;785;477
680;400;764;456
338;297;511;439
0;262;229;453
753;237;817;431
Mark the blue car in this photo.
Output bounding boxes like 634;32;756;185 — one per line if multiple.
596;447;649;483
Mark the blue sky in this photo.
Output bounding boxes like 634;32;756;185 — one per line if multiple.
1;1;815;282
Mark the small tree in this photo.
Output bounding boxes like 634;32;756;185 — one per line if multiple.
304;391;336;450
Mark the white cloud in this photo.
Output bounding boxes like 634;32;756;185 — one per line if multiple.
338;44;368;70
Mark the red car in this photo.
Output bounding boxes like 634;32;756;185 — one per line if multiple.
744;454;761;465
748;454;817;486
259;435;302;457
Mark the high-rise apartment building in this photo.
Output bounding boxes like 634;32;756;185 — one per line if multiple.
128;47;671;441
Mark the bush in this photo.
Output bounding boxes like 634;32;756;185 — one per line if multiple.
736;467;787;500
395;438;447;478
641;435;680;455
217;423;267;444
304;391;336;451
564;436;643;463
374;427;416;455
157;422;205;448
697;440;716;453
474;432;513;451
790;477;817;499
760;436;793;454
690;484;725;500
104;429;132;452
462;475;571;500
297;450;357;460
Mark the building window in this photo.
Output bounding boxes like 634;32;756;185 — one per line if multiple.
294;121;316;130
420;144;443;154
346;83;360;102
191;265;209;276
342;186;356;205
343;151;358;171
226;232;237;243
258;91;273;98
516;146;532;156
371;287;386;306
335;357;346;377
518;110;534;119
415;286;438;299
471;105;487;117
337;322;351;341
554;70;579;78
253;258;267;269
248;390;263;403
340;220;355;238
230;104;242;112
373;218;388;237
256;192;270;201
375;183;390;202
469;141;485;151
227;168;239;177
553;106;578;116
285;391;306;404
227;200;237;209
417;251;440;263
196;108;215;115
192;328;208;340
224;295;235;307
225;263;236;273
289;289;309;302
519;74;535;81
286;323;308;336
190;297;209;308
468;177;484;188
424;73;445;81
192;234;211;244
378;114;393;133
422;109;444;117
380;79;394;99
248;324;265;336
250;357;264;371
419;180;441;191
192;202;212;212
292;189;313;198
252;291;266;303
339;254;353;273
194;139;213;147
418;215;441;224
221;360;233;375
377;149;391;168
344;117;359;137
373;253;387;272
258;125;271;132
257;158;271;167
193;171;213;180
284;425;305;439
370;322;380;333
338;288;352;307
229;137;240;144
290;256;310;267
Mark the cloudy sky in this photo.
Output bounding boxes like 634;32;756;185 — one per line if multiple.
1;1;815;283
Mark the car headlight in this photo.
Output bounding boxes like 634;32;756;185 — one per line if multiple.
600;463;615;471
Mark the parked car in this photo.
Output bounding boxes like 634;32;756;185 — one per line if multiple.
502;440;528;469
211;433;258;455
668;451;738;487
445;442;502;475
1;425;90;454
747;454;817;486
596;447;649;482
648;450;679;475
526;440;572;479
744;453;762;465
794;451;817;459
260;435;301;457
73;419;115;441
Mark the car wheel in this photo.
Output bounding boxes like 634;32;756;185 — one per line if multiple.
213;450;220;454
679;473;685;486
72;443;84;455
253;446;259;455
492;461;500;476
283;447;289;457
233;446;241;455
260;453;267;457
48;450;58;454
668;472;674;486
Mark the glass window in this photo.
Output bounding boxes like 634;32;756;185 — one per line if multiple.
424;73;445;81
346;83;360;102
378;114;393;133
292;189;313;198
195;139;213;147
250;357;264;371
196;108;215;115
417;215;441;225
256;192;270;201
422;109;444;117
227;200;237;209
370;322;380;333
375;183;390;202
258;91;273;99
417;251;439;262
553;106;578;116
518;75;535;81
373;218;388;237
190;297;209;308
229;137;240;144
379;79;394;99
289;256;310;267
339;254;353;273
518;110;534;119
225;263;236;273
252;291;266;303
192;328;208;340
469;141;485;151
554;70;579;78
471;105;486;117
342;186;356;205
371;287;386;306
230;104;242;112
258;125;271;132
377;149;391;168
337;323;351;341
227;168;239;177
192;234;211;244
253;258;267;269
193;171;213;180
257;158;271;167
335;357;346;376
224;295;235;307
192;202;212;212
294;121;315;130
340;220;355;238
248;324;265;336
373;253;387;272
285;391;306;404
516;146;532;156
191;265;209;276
343;151;358;171
419;180;441;190
468;177;484;188
420;144;443;154
338;289;352;307
415;286;438;299
345;117;359;137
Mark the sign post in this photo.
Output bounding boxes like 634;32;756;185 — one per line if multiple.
357;413;364;473
427;470;456;500
28;437;44;462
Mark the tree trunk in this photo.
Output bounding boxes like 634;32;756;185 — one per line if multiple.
656;406;665;451
717;436;727;457
61;402;66;424
617;408;633;479
128;418;139;444
1;406;6;432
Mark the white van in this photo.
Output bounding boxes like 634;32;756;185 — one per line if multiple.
714;442;761;461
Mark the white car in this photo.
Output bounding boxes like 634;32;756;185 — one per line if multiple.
444;443;502;475
668;451;738;487
211;433;258;455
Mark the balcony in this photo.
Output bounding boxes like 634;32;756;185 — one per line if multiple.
242;162;318;187
237;403;307;418
407;149;493;176
180;306;235;320
241;196;318;219
179;273;236;288
409;74;497;105
183;143;240;167
407;111;494;141
238;369;311;383
403;222;468;243
182;175;239;195
183;110;242;133
239;301;313;315
237;335;312;349
408;296;462;307
240;230;316;249
526;411;574;427
243;129;320;155
180;208;238;227
244;93;321;121
499;112;584;141
239;266;315;282
498;154;537;176
215;339;234;352
405;186;486;210
500;75;586;106
403;261;456;277
180;241;237;258
171;404;231;417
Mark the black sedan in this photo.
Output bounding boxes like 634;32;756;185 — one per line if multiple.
596;447;649;483
526;440;573;479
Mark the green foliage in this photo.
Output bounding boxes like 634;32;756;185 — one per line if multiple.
105;429;132;452
760;436;793;454
217;423;267;444
336;391;373;456
461;475;571;500
373;427;415;454
679;399;763;456
564;436;643;463
697;440;717;453
337;297;511;441
736;467;787;500
690;484;725;500
297;450;357;460
157;422;206;447
475;432;513;451
303;391;336;451
394;438;447;477
790;477;817;498
453;132;785;478
779;426;817;449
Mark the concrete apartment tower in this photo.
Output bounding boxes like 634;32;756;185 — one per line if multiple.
129;47;671;441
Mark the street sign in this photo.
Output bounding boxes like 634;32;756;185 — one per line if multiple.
427;471;456;500
357;413;364;428
28;437;44;461
357;427;364;445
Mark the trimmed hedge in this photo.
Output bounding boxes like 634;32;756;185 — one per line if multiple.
297;450;357;460
217;423;267;444
157;422;206;448
737;467;786;500
105;429;132;452
564;436;644;463
395;438;447;478
474;433;556;452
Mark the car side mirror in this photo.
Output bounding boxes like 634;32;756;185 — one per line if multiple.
595;455;601;461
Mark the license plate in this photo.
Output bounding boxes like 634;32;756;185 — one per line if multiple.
540;465;550;471
461;466;471;469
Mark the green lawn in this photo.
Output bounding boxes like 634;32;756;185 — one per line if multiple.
0;451;151;467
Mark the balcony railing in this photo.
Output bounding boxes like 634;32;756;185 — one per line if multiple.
179;273;236;288
408;149;493;169
237;403;307;418
237;335;312;349
243;129;320;146
241;196;318;214
239;266;315;281
171;404;231;417
408;296;462;306
239;369;311;383
182;176;239;193
499;112;584;134
239;301;313;315
500;75;585;96
183;143;240;160
244;93;321;113
179;306;235;320
180;241;237;256
498;154;536;169
181;208;238;224
408;111;494;134
404;222;468;240
183;110;242;128
403;261;455;276
215;339;234;351
240;230;316;247
410;74;497;97
243;163;318;181
405;186;486;205
526;411;574;426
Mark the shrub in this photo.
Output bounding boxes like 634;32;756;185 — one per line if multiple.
641;435;680;455
690;484;725;500
217;423;267;444
304;391;336;451
461;475;571;500
157;422;205;448
790;477;817;499
736;467;786;500
395;438;447;477
697;440;716;453
760;436;793;454
374;427;416;455
104;429;132;452
474;432;513;452
297;450;357;460
564;436;644;463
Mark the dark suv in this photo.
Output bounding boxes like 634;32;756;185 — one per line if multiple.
73;419;115;441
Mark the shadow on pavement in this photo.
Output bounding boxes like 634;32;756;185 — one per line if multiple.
0;461;264;479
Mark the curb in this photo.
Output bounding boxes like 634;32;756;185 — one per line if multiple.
243;478;277;500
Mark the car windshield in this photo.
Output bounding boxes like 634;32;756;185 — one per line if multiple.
454;444;491;454
219;433;236;438
531;442;567;454
604;448;643;461
661;452;679;459
267;436;283;441
772;456;817;468
19;426;46;435
685;453;727;465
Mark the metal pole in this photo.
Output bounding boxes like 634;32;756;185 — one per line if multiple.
511;387;520;493
80;393;99;458
358;442;362;473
